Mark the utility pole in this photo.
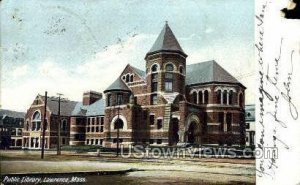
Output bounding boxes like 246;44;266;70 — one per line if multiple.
51;93;66;155
116;96;121;157
41;91;47;159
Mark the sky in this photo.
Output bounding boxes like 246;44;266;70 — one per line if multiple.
0;0;254;112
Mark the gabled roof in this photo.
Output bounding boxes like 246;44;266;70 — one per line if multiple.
146;23;187;57
130;65;146;78
186;60;244;87
72;99;105;116
104;77;131;93
40;96;78;116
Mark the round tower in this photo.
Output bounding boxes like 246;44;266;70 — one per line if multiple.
145;22;187;105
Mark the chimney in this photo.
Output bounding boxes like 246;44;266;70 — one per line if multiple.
82;91;102;106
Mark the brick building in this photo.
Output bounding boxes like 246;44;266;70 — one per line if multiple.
22;95;77;149
0;109;25;149
23;23;246;149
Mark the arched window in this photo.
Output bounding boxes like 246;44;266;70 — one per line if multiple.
114;119;124;130
204;90;209;104
229;90;233;105
179;66;184;74
151;64;158;73
130;74;134;82
165;64;174;72
32;111;41;131
122;75;126;80
217;90;222;104
239;93;244;107
223;90;227;105
198;91;203;104
125;74;130;82
33;111;41;120
192;92;197;104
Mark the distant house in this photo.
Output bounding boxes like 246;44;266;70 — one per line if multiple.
245;104;255;146
0;109;25;149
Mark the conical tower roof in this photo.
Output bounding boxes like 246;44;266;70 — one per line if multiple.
146;22;187;58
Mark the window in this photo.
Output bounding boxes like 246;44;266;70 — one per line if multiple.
157;119;162;129
91;127;94;132
151;64;158;72
157;139;162;144
165;73;173;92
223;90;227;104
165;82;172;92
117;94;123;105
114;119;124;130
229;91;233;105
126;74;130;82
245;123;250;129
198;91;203;104
151;94;158;105
151;74;158;92
86;139;89;145
122;76;126;80
239;93;244;107
130;74;134;82
218;112;224;132
91;139;94;145
150;115;155;125
165;64;174;71
61;120;67;132
32;111;41;131
204;90;209;104
17;129;22;136
100;117;104;132
149;139;154;144
192;92;197;104
226;113;232;132
179;66;184;74
96;126;99;132
95;139;98;145
87;127;90;132
217;90;222;104
26;121;29;131
107;94;112;106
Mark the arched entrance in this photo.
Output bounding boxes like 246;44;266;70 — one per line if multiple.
169;118;179;146
185;114;202;144
187;121;196;143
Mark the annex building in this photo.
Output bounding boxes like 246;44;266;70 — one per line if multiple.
22;23;246;149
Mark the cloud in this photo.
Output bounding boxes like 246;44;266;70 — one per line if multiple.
1;33;156;111
12;64;29;78
204;27;214;34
